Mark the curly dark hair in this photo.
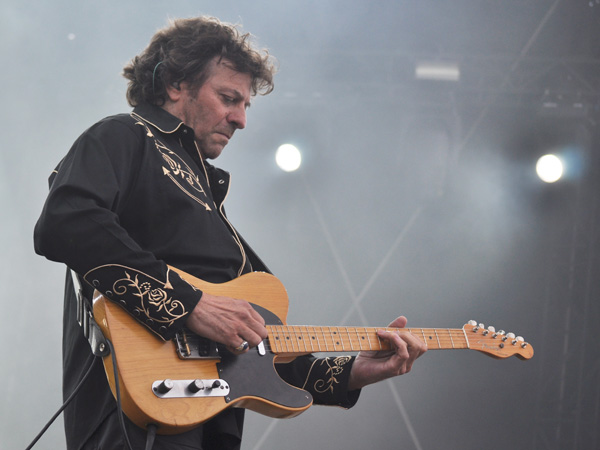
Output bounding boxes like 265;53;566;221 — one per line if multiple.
123;17;276;107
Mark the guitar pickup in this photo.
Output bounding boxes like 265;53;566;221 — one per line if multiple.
175;330;220;360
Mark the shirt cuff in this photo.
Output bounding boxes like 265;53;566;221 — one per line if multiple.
84;264;201;340
276;355;361;409
302;356;361;408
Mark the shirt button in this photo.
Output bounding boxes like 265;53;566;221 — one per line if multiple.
159;326;168;335
218;179;225;184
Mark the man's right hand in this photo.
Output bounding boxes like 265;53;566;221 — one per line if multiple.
184;293;268;352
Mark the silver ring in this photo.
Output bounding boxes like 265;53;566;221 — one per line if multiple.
234;340;249;352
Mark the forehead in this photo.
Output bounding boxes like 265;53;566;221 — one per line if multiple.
203;58;252;97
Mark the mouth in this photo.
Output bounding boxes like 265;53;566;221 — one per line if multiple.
217;128;235;140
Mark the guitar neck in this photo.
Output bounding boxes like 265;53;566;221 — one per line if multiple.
267;325;468;355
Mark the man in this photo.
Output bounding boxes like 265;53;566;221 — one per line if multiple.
34;16;426;450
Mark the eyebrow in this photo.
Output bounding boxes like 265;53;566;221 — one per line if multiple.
220;87;251;108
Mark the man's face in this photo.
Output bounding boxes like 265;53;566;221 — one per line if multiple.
165;57;252;160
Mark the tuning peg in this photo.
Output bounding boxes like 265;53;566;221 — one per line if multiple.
471;322;485;332
502;332;514;343
511;336;524;346
483;325;496;336
468;320;480;332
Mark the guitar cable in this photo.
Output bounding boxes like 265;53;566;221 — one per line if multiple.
105;339;158;450
106;338;135;450
25;353;98;450
25;339;146;450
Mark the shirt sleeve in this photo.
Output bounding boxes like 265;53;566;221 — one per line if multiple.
276;355;361;408
34;117;201;340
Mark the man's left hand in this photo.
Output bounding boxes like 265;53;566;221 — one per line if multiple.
347;316;427;391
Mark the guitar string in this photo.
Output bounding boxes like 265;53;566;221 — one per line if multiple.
261;326;528;354
262;326;472;352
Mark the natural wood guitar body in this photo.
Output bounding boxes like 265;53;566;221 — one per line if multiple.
93;268;533;434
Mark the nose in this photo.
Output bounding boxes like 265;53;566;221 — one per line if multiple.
228;105;247;130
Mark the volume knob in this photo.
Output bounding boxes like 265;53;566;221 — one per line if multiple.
155;379;174;394
188;379;205;393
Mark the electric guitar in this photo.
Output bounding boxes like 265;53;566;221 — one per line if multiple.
92;267;533;435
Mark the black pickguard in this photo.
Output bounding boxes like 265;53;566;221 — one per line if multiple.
216;304;312;409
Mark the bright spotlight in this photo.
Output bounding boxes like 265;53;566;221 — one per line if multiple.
275;144;302;172
536;154;563;183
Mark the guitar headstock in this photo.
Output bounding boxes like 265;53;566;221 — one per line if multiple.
463;320;534;360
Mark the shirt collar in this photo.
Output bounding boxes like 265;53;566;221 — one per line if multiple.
132;103;188;135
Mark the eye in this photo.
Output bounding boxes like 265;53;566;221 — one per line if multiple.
222;95;235;104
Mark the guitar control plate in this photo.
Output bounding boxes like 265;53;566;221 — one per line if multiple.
152;379;230;399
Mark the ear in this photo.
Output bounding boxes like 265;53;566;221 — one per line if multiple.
165;82;183;102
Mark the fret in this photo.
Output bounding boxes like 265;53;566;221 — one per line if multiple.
345;327;354;351
287;326;296;352
268;327;276;352
328;327;339;351
304;326;312;352
299;326;308;353
284;327;293;352
285;326;294;352
279;326;291;353
297;326;304;352
302;326;310;352
434;329;441;349
275;325;285;352
376;329;383;350
268;327;281;352
312;326;322;352
364;327;373;350
418;328;426;348
354;327;362;351
448;328;455;348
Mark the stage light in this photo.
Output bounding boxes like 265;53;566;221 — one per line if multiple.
536;154;563;183
415;62;460;81
275;144;302;172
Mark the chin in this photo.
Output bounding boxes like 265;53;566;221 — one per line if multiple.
203;148;225;160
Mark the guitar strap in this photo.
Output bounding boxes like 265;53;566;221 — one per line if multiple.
69;268;110;358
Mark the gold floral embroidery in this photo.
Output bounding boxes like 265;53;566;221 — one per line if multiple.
312;356;352;394
112;270;188;328
132;115;212;211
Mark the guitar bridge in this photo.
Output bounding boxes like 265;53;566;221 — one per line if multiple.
175;330;220;360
